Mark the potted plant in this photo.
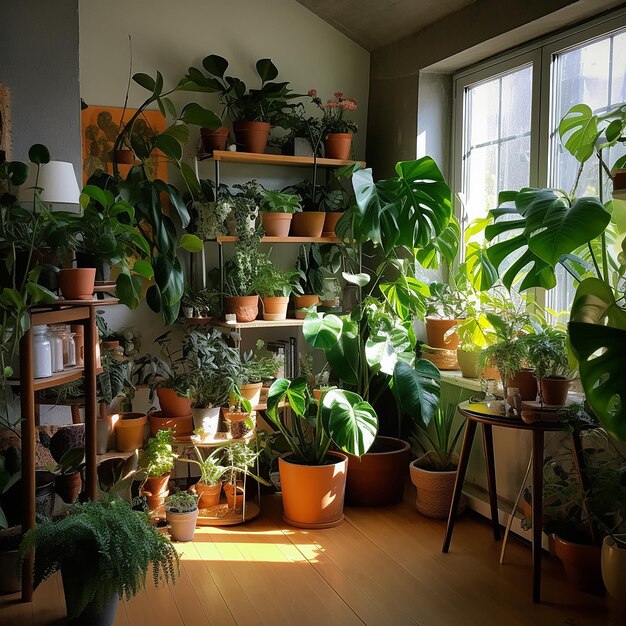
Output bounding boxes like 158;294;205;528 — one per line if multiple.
200;126;229;154
266;376;377;527
222;442;267;510
525;326;571;406
19;497;178;626
180;284;220;320
113;412;147;452
253;256;299;320
293;244;322;318
180;447;229;508
424;280;468;351
259;189;302;237
48;446;85;504
236;340;281;407
455;314;499;379
139;428;176;510
224;392;255;440
220;180;264;237
308;90;358;160
183;55;300;154
164;491;198;542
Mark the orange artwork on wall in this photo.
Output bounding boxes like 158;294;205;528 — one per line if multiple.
80;106;167;185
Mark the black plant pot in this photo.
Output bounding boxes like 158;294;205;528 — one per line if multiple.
0;470;56;527
62;568;119;626
0;249;59;292
75;252;110;283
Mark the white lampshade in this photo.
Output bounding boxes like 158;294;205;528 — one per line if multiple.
18;160;81;204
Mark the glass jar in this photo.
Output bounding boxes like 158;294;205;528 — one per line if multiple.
66;332;77;368
49;326;64;373
71;324;84;366
32;325;52;379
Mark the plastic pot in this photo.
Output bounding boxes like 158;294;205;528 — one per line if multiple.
58;268;96;301
324;133;352;160
224;295;259;323
261;212;293;237
114;412;147;452
62;567;119;626
262;296;289;321
291;212;325;237
233;121;270;153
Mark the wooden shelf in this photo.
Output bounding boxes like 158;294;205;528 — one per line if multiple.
206;318;305;331
10;365;103;391
198;150;365;169
210;235;340;244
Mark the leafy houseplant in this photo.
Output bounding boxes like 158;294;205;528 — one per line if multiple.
181;284;220;319
308;90;358;160
253;258;299;321
424;279;470;350
266;376;377;527
164;491;198;542
19;497;178;624
259;189;302;237
221;442;268;510
180;447;228;508
140;428;176;509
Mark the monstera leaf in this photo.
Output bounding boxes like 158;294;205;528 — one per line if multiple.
365;325;414;376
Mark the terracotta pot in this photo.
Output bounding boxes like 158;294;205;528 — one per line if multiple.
156;387;192;418
345;437;410;507
540;377;569;406
101;339;120;351
145;490;168;512
200;126;229;153
233;382;263;407
166;508;198;542
114;149;135;164
224;295;259;323
324;133;352;160
278;451;348;529
507;369;537;401
312;388;325;402
191;406;221;435
58;268;96;301
224;481;245;510
148;411;193;438
114;412;147;452
261;212;293;237
233;120;270;154
294;294;320;319
554;534;604;594
262;296;289;321
224;411;254;439
425;317;460;349
323;211;342;237
602;534;626;602
55;471;82;504
409;459;465;519
142;473;171;510
291;211;325;237
195;482;222;509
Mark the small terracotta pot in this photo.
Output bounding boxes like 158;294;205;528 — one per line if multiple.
554;535;604;594
262;296;289;321
324;133;352;160
278;451;348;528
233;120;270;153
322;211;342;237
232;382;263;407
58;268;96;301
291;212;325;237
191;406;221;435
195;482;222;509
345;437;411;507
540;377;569;406
114;412;147;452
156;387;192;418
409;459;465;519
142;473;171;511
114;149;135;164
224;481;245;510
224;411;254;439
148;411;193;438
261;212;293;237
294;294;320;319
602;534;626;602
55;471;82;504
224;295;259;323
425;317;460;349
101;339;120;351
200;126;229;153
166;508;198;542
507;369;537;401
145;490;168;512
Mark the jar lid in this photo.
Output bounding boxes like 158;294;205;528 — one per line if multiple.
33;325;48;333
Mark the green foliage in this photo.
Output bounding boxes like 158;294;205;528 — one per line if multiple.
164;491;197;513
525;327;569;380
141;429;176;477
19;497;178;619
253;258;299;298
239;340;281;384
179;447;228;486
260;190;302;213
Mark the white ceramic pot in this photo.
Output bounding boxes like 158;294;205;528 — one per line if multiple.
601;534;626;602
191;406;221;436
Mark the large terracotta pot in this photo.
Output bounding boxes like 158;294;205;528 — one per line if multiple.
232;382;263;408
233;120;270;153
262;296;289;321
540;377;569;406
224;481;245;510
507;369;537;401
200;126;229;153
324;133;352;160
261;212;293;237
195;482;222;509
114;412;147;452
602;534;626;602
323;211;342;237
224;295;259;323
58;268;96;301
291;212;325;237
55;471;82;504
409;458;465;519
294;294;320;319
554;534;604;594
148;411;193;438
156;387;192;418
191;406;221;435
166;508;198;542
278;451;348;529
425;317;460;349
345;437;410;506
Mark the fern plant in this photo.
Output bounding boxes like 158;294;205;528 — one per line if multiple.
19;497;178;619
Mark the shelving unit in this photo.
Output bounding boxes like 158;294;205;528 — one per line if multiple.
197;149;366;169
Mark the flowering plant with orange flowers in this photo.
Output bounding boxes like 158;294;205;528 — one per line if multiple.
309;90;358;135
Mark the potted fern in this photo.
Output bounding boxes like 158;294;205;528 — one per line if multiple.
139;429;176;510
164;491;198;542
19;497;178;626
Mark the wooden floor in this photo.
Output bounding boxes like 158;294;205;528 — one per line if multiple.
1;492;623;626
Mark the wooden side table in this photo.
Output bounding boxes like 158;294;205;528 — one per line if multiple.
441;401;588;603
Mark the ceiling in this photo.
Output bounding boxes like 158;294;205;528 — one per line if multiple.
296;0;478;50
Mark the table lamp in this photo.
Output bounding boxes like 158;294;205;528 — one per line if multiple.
18;160;80;204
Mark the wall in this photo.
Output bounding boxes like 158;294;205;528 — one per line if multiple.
0;0;81;171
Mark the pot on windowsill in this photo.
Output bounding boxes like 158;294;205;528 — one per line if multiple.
425;317;460;349
260;211;293;237
324;133;352;160
58;268;96;301
294;294;319;319
200;126;229;154
262;296;289;321
224;295;259;323
233;120;270;154
409;455;465;519
290;211;325;237
539;376;569;406
554;534;604;594
457;349;499;379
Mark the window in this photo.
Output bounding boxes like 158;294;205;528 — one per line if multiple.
453;10;626;314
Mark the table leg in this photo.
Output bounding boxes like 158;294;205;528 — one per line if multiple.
483;424;501;540
442;419;477;553
531;429;545;603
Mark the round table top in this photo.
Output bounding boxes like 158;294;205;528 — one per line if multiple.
458;400;566;432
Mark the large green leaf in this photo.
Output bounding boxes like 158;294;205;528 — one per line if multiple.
570;277;626;327
379;275;429;320
320;389;378;457
414;215;460;269
152;253;184;308
28;144;50;165
464;242;498;291
202;54;228;79
302;312;342;350
392;359;440;427
256;59;279;83
558;104;599;163
180;103;221;130
365;326;413;376
115;273;142;310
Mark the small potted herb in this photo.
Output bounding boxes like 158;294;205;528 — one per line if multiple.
221;180;265;237
139;428;176;510
164;491;198;542
253;256;299;320
235;340;281;407
180;447;229;508
259;189;302;237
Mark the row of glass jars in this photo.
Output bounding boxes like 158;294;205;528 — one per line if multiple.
33;324;84;379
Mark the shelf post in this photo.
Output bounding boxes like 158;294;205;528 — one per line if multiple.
84;306;98;500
